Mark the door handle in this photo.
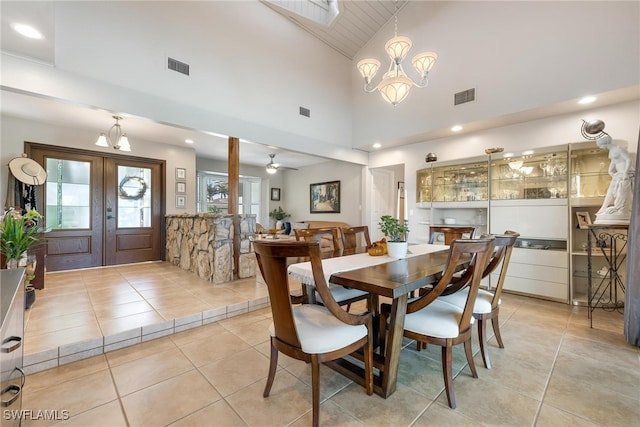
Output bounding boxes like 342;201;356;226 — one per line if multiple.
107;215;116;220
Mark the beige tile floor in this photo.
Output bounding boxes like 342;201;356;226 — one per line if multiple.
20;262;640;426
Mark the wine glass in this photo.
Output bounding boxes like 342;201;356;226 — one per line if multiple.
539;162;548;177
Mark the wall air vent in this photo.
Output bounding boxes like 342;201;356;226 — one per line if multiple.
299;106;311;117
168;57;190;76
454;88;475;105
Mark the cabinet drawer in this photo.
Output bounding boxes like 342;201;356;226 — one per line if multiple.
510;248;568;268
503;263;568;284
499;274;568;301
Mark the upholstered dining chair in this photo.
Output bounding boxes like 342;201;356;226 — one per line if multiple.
295;227;342;257
428;225;477;245
341;225;372;256
253;240;373;427
437;231;519;369
380;237;495;409
295;227;369;310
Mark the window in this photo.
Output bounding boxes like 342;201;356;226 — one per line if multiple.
45;158;91;229
196;171;261;221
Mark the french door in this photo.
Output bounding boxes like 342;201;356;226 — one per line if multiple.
27;143;165;271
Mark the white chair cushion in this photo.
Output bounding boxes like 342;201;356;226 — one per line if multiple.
269;304;367;354
316;285;368;305
403;299;474;339
438;288;498;314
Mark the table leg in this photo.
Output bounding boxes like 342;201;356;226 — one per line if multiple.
381;293;408;397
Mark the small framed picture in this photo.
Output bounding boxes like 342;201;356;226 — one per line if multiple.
270;187;281;201
176;182;186;194
576;211;592;229
176;195;186;209
176;168;186;181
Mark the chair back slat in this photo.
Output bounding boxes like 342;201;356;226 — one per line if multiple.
341;226;372;255
487;230;519;308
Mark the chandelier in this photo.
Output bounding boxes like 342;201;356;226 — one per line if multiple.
356;1;437;106
95;116;131;152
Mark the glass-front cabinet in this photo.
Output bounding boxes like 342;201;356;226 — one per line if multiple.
490;150;568;200
569;142;611;204
431;161;488;202
416;167;433;203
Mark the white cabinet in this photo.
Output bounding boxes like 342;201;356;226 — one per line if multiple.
494;247;569;302
490;200;568;239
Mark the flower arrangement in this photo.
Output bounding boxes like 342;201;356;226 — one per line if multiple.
378;215;409;242
0;208;43;268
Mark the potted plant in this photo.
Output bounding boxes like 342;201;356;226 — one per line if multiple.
269;206;290;230
378;214;410;258
1;208;43;309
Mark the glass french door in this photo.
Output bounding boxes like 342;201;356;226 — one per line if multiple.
28;143;164;271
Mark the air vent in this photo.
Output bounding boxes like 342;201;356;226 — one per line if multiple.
299;106;310;118
454;88;475;105
168;57;190;76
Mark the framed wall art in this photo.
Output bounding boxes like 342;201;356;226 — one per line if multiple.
310;180;340;213
270;187;281;201
176;181;186;194
176;195;186;209
175;167;186;181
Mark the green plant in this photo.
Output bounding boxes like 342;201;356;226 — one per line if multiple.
378;215;409;242
0;208;43;267
269;206;290;221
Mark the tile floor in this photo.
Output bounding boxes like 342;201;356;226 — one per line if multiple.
19;262;640;426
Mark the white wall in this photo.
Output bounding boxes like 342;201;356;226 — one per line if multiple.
1;1;361;163
368;100;640;243
1;115;195;215
282;161;365;226
352;1;640;148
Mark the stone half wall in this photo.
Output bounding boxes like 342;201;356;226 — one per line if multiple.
166;214;257;283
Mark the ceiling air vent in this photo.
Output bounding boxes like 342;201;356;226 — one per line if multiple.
299;106;310;118
454;88;475;105
168;57;190;76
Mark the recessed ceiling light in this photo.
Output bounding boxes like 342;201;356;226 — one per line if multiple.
521;150;535;156
503;152;514;158
185;139;194;144
578;96;596;105
11;23;44;40
451;125;463;132
373;143;381;149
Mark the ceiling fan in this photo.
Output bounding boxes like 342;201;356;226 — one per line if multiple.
265;153;298;174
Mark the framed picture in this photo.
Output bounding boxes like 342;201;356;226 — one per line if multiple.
176;181;186;194
270;187;281;201
310;180;340;213
576;211;592;229
176;195;186;209
175;167;186;181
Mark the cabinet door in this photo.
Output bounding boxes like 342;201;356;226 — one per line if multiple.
491;204;568;239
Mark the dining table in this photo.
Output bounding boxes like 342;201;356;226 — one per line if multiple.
287;243;462;398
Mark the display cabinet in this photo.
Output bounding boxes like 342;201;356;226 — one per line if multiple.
431;161;488;203
569;142;611;206
416;166;433;204
490;150;568;200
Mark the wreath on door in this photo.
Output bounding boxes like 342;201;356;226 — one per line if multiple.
119;176;147;200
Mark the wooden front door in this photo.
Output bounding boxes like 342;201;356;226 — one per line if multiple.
27;143;165;271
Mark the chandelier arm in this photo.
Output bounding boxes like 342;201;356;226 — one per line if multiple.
412;77;429;88
363;83;379;93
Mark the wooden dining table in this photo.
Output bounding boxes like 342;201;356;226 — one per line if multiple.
287;244;461;398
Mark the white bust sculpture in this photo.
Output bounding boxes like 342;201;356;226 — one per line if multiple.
594;134;635;224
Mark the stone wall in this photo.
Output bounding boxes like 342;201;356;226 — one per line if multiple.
166;214;256;283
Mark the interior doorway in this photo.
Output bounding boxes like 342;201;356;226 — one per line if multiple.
27;143;165;271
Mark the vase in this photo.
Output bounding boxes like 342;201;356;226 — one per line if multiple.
25;286;36;309
275;220;283;230
386;241;408;259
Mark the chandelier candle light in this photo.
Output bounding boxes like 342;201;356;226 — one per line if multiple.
356;2;437;106
95;115;131;152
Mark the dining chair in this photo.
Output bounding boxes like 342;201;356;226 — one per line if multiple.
253;240;373;427
428;225;476;245
437;230;519;369
295;227;369;311
380;236;495;409
341;225;372;255
295;227;342;257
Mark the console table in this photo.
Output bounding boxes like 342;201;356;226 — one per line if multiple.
587;224;628;327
